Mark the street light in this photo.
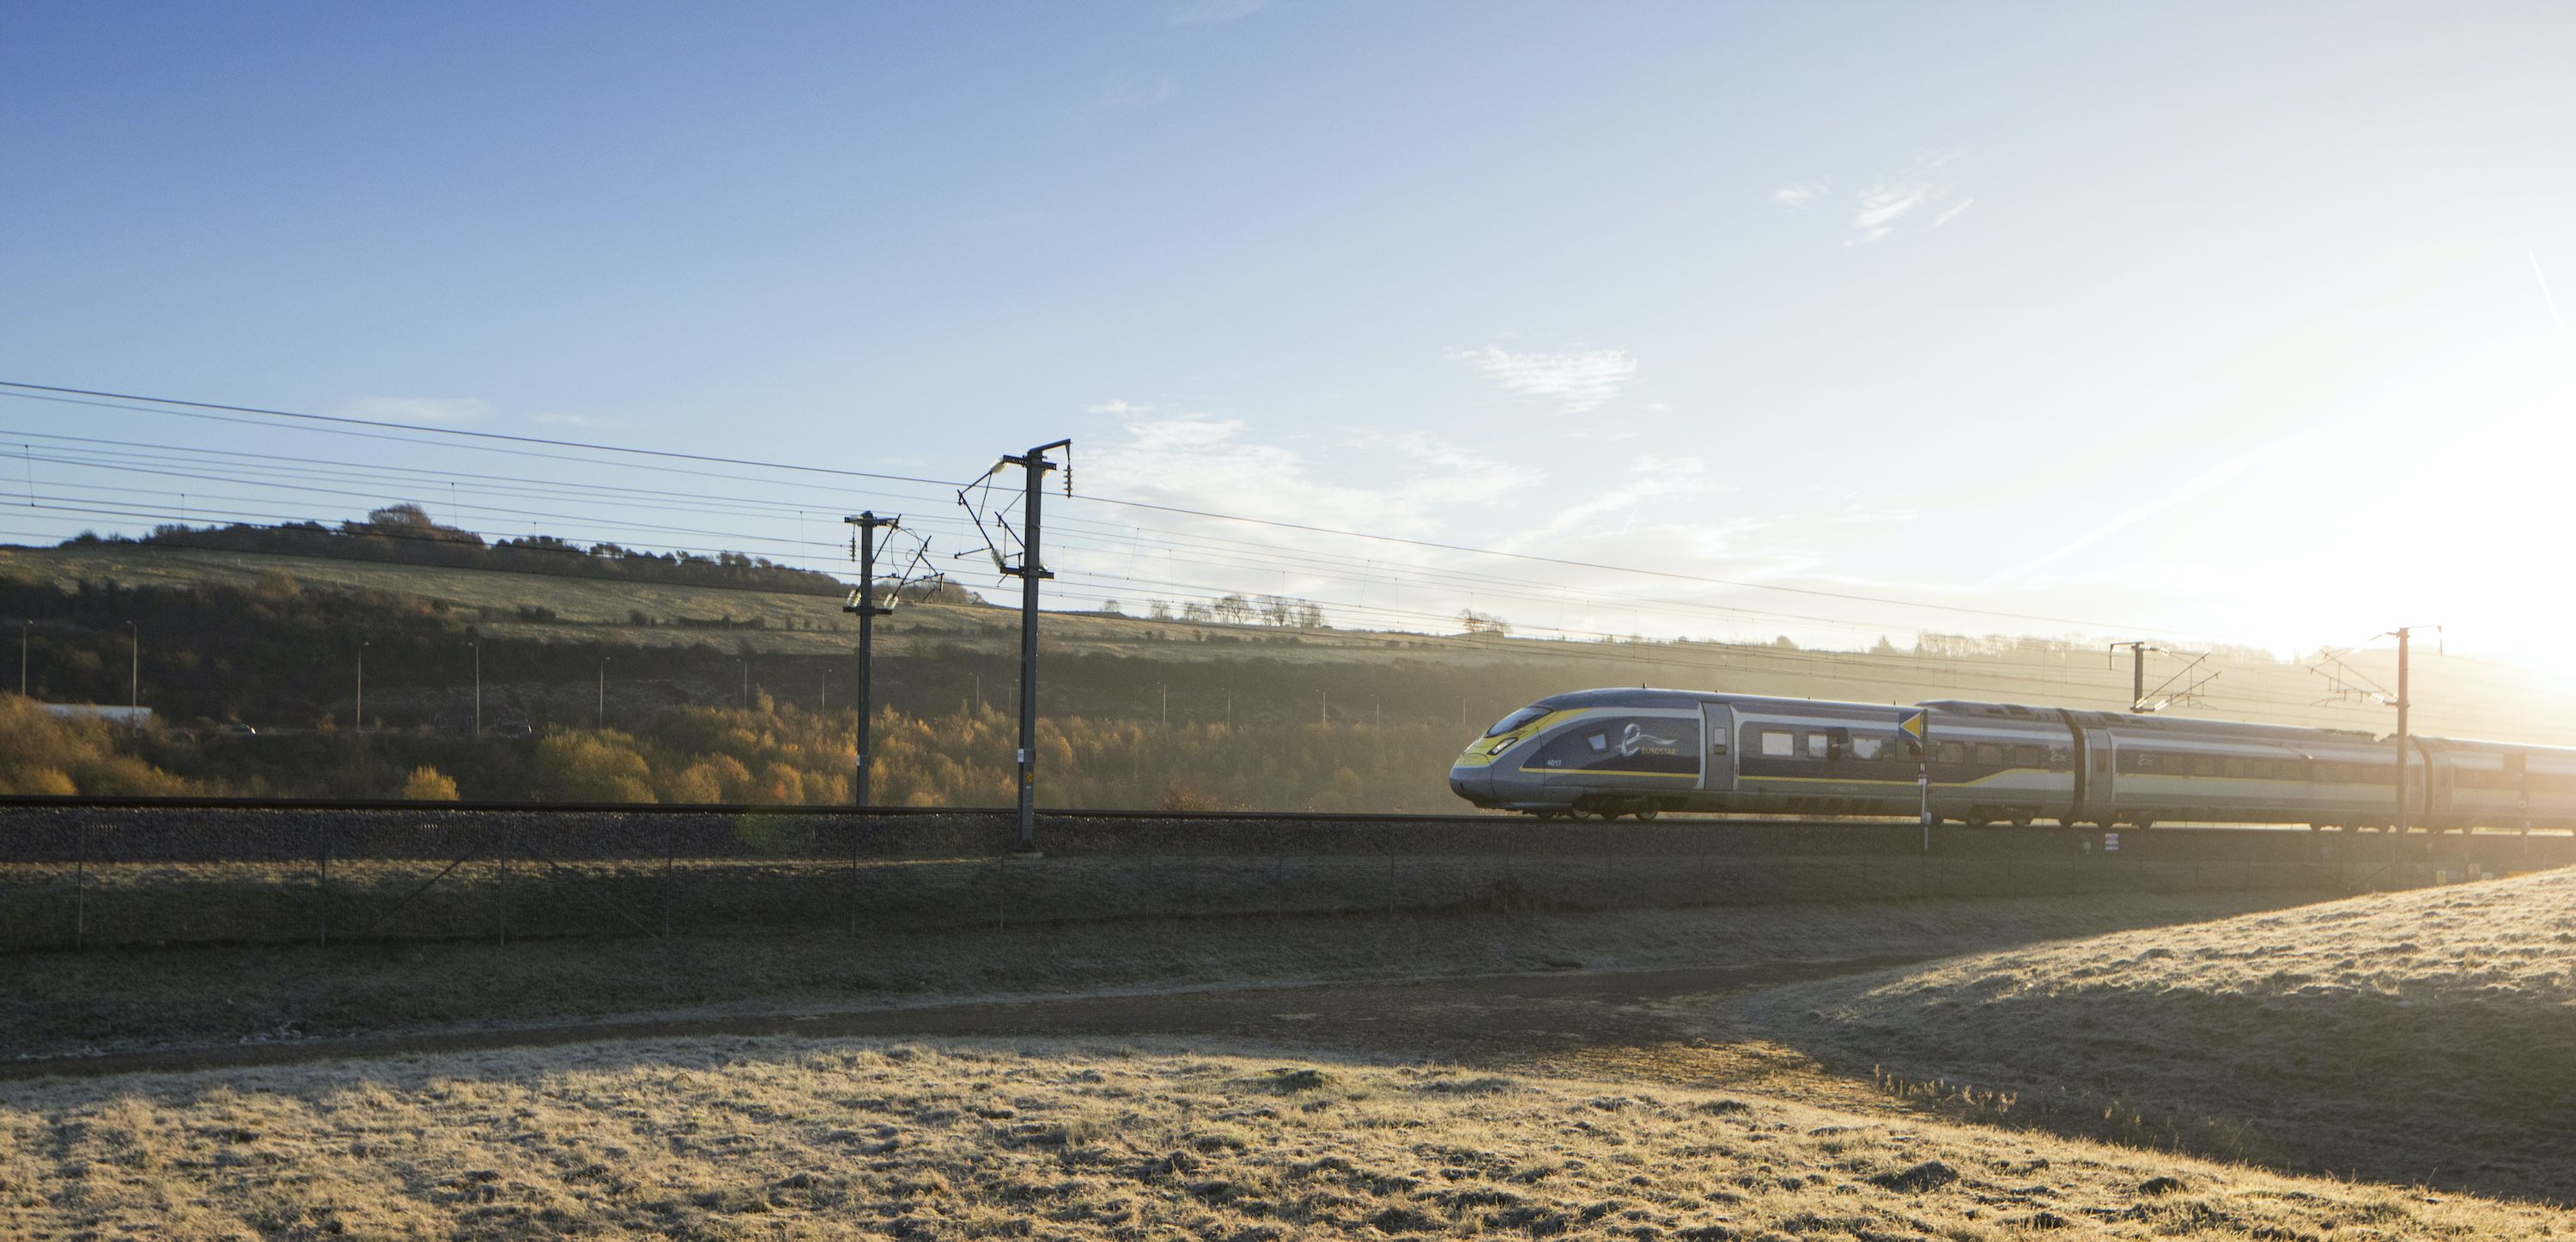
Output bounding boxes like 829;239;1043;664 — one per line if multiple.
737;657;749;711
598;654;609;728
124;620;137;709
355;641;368;733
466;640;481;734
18;619;28;698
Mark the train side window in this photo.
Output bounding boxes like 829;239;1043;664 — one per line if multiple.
2223;758;2245;778
2193;757;2215;777
1936;741;1965;765
1852;735;1886;761
1807;733;1830;759
2129;752;2153;773
2014;745;2043;768
1760;730;1794;758
1974;742;2002;765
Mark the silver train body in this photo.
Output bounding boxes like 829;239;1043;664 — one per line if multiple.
1448;686;2576;830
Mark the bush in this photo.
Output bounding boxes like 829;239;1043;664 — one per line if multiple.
400;765;459;801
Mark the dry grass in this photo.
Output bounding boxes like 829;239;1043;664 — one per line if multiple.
4;1035;2563;1240
1722;866;2576;1204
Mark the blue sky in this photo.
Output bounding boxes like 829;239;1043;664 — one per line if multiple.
4;1;2573;672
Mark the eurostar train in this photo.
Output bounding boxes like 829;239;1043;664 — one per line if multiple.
1449;686;2576;830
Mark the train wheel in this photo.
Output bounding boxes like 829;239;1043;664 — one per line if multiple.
2132;816;2156;831
2008;812;2032;829
1965;814;1992;829
1634;807;1660;821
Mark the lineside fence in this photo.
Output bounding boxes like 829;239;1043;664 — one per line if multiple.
3;804;2567;954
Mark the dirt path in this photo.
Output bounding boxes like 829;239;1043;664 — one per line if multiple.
0;953;1925;1083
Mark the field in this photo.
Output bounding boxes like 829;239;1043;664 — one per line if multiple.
8;868;2575;1236
4;1036;2564;1240
1722;866;2576;1203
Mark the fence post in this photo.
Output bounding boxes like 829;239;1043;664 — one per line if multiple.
995;853;1008;931
317;817;330;949
848;813;861;936
73;817;86;953
498;817;510;947
662;819;675;940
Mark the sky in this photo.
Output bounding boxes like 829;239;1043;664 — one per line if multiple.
3;1;2573;678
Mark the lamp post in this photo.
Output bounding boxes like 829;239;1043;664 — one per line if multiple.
355;641;368;733
737;657;749;711
18;619;27;697
598;654;609;729
124;620;137;709
468;641;481;734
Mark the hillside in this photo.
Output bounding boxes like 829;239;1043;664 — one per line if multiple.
8;539;2569;746
1723;867;2576;1203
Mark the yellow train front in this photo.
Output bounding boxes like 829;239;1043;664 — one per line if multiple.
1449;688;1710;820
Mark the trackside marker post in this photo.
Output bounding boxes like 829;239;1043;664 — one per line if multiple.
1900;709;1931;851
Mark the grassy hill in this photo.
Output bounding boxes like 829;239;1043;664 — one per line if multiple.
9;539;2569;740
1725;866;2576;1203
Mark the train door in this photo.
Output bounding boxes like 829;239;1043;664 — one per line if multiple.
1702;703;1735;793
2508;751;2530;831
2084;735;2117;824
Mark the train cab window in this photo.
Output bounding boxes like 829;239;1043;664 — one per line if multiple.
1935;741;1965;765
2014;745;2043;769
1807;733;1830;759
1975;743;2003;766
1485;707;1548;738
1760;730;1794;758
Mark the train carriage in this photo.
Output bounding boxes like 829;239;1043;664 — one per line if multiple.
1452;685;2576;831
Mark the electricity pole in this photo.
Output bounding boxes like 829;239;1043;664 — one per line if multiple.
2383;626;2438;843
355;641;367;732
998;440;1069;853
2108;641;2160;712
469;640;481;734
125;621;137;709
842;511;900;808
19;619;28;697
597;654;609;728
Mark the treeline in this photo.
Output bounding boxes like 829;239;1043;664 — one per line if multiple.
82;503;859;596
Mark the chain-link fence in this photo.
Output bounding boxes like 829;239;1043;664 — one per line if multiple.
8;806;2561;954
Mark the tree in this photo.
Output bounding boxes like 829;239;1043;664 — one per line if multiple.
1456;610;1510;636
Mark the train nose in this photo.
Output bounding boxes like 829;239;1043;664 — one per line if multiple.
1449;763;1492;801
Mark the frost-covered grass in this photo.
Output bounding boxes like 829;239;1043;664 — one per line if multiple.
1729;867;2576;1203
6;1037;2561;1240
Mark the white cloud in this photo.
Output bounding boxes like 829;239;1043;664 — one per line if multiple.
1453;344;1639;414
1086;399;1153;415
1835;150;1967;246
1853;186;1927;231
1170;0;1264;22
1832;506;1918;525
1089;70;1174;116
337;396;494;424
1771;181;1828;210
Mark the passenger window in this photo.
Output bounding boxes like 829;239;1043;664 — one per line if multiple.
2014;745;2043;768
1936;741;1965;765
2194;757;2215;776
2224;758;2245;778
1975;743;2003;766
1761;730;1794;757
1807;733;1829;759
1852;736;1886;761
